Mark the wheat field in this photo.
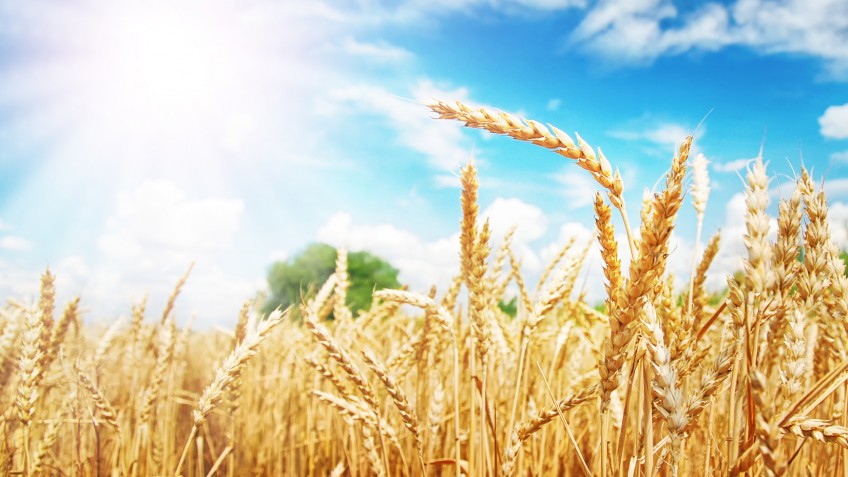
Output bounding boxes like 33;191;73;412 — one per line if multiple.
2;100;846;476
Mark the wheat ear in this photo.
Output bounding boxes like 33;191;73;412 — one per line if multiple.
429;99;638;258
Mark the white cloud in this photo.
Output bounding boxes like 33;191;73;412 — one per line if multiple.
339;37;413;62
832;150;848;164
546;98;562;111
612;121;701;148
316;197;552;292
714;157;754;173
540;221;599;298
98;180;244;263
327;79;476;171
482;198;548;244
316;211;459;291
552;170;598;209
0;236;33;252
432;172;511;190
344;0;585;23
77;180;256;326
644;123;695;147
571;0;848;78
482;198;549;272
820;104;848;139
268;249;289;263
611;121;705;161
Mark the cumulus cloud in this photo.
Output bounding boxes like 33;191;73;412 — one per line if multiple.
327;79;476;171
98;180;244;264
0;236;33;252
820;104;848;139
570;0;848;78
552;170;598;209
612;121;703;152
83;180;256;325
317;211;459;291
482;198;550;272
338;37;413;62
714;157;755;173
316;197;554;292
832;150;848;164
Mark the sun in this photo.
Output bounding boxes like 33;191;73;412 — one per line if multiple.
4;1;321;183
92;5;235;126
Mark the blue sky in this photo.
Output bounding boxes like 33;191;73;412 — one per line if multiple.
1;0;847;326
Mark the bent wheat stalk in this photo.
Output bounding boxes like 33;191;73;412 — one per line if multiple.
429;99;636;257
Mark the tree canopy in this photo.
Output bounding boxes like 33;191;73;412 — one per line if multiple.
262;243;401;316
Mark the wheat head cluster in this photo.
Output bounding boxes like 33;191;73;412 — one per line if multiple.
2;100;847;477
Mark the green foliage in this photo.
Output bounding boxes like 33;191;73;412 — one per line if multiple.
262;243;401;316
498;297;517;318
841;250;848;277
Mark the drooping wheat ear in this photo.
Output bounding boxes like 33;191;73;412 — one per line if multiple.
362;350;426;475
312;390;376;428
160;263;193;325
303;307;380;413
16;307;44;427
373;289;456;337
781;416;848;448
430;99;641;261
595;192;622;316
78;371;121;432
334;248;352;322
306;356;352;399
430;100;624;208
600;136;692;411
500;384;597;477
194;309;284;426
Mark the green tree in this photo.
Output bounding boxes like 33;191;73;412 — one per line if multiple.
263;243;401;316
498;297;518;318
